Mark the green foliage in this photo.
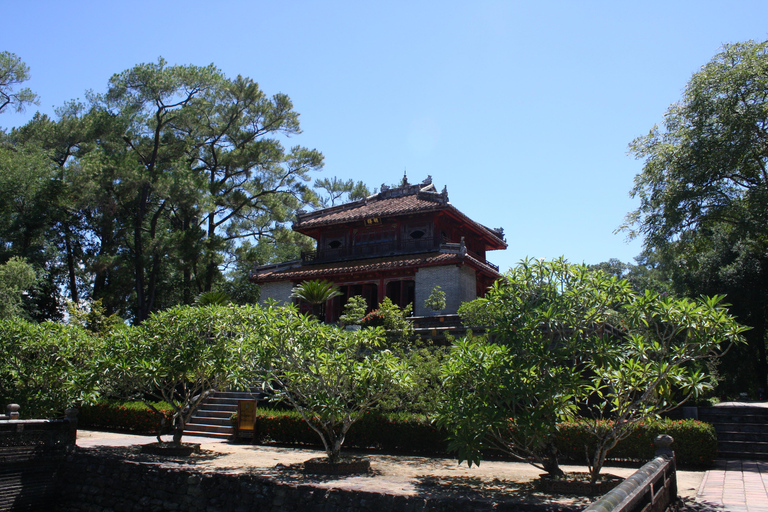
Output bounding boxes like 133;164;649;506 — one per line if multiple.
250;409;716;466
245;307;408;462
439;257;745;482
0;317;100;418
424;285;447;313
360;298;415;347
66;299;124;335
79;401;173;434
1;57;323;323
290;279;342;319
589;257;671;295
194;290;232;306
0;256;38;319
0;52;38;114
101;305;248;443
314;177;371;207
556;419;717;467
625;39;768;394
379;346;447;416
255;408;446;454
339;295;368;327
442;258;628;476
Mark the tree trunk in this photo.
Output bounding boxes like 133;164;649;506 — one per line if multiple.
541;440;564;477
172;416;184;445
62;223;79;303
133;185;149;323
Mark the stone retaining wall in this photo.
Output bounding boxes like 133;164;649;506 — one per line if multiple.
0;412;77;512
56;451;575;512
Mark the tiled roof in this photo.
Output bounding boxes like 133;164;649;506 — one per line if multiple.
294;181;506;248
295;193;445;229
251;251;500;283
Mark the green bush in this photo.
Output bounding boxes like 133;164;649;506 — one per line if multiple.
556;419;717;467
254;408;447;454
79;401;172;434
253;409;717;466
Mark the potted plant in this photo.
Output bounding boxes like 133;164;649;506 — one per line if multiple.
424;285;447;317
339;295;368;330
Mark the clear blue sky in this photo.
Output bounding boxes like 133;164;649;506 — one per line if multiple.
3;1;767;273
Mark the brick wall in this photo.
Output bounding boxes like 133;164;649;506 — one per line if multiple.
414;265;476;316
258;281;295;306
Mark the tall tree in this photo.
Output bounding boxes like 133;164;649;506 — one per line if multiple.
314;177;370;207
0;51;38;115
178;74;323;295
2;58;324;323
625;40;768;394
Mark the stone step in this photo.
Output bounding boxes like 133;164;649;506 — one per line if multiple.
197;402;239;412
213;391;262;400
717;431;768;442
185;422;233;435
185;389;262;440
206;397;251;406
716;450;768;460
699;406;768;419
189;416;232;427
183;429;232;440
193;409;234;419
718;440;768;454
713;423;768;434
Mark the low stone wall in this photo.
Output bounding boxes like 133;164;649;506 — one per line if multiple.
0;410;77;512
55;451;576;512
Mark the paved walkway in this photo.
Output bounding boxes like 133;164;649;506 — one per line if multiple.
693;401;768;512
696;460;768;512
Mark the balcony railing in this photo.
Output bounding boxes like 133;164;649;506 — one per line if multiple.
302;237;439;263
301;236;500;272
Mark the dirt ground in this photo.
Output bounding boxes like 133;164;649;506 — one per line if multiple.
76;430;704;508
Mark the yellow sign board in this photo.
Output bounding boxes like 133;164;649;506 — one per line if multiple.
237;400;258;432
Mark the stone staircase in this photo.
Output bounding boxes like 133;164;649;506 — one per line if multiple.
185;390;261;440
698;405;768;460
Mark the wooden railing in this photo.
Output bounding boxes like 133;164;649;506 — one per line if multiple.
302;237;441;263
585;435;678;512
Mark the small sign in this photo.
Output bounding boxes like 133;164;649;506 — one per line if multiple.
237;400;258;433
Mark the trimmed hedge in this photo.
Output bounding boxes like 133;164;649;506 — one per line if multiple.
79;401;172;434
82;403;717;467
555;419;717;467
252;410;717;467
253;409;446;454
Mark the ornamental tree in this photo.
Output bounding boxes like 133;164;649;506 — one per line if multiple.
580;292;746;482
440;258;745;481
102;305;243;444
441;258;630;477
290;279;342;320
424;285;447;314
246;304;407;463
0;318;100;418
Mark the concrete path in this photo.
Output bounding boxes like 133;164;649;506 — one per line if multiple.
696;460;768;512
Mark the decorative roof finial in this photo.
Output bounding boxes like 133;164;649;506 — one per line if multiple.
399;169;409;188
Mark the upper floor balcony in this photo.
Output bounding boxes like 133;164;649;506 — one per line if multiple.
300;236;499;272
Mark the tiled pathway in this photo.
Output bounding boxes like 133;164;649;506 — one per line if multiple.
696;460;768;512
